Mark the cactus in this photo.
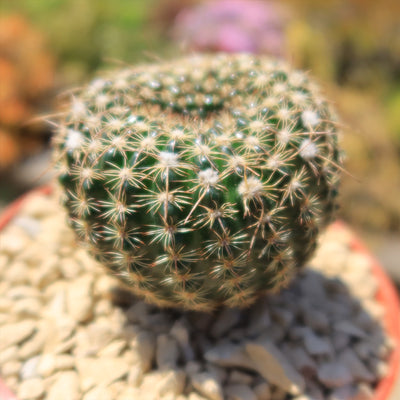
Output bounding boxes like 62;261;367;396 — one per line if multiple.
53;54;342;311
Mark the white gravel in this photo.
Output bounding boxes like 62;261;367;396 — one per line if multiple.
0;190;394;400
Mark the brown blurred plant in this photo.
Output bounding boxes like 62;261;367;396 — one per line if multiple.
334;88;400;232
0;14;55;170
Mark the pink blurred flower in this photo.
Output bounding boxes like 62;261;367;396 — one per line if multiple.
172;0;287;57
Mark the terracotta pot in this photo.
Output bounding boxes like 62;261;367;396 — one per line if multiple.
0;187;399;400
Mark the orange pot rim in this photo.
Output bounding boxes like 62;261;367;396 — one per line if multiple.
0;187;399;400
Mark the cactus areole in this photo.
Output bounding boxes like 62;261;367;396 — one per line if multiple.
54;54;342;311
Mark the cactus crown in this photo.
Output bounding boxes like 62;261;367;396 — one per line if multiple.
54;54;342;311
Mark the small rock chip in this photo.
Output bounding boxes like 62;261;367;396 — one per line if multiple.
2;360;21;377
17;377;44;399
0;227;28;255
18;324;47;359
76;357;129;392
170;319;194;361
130;330;156;373
204;340;253;369
191;371;224;400
317;361;353;388
37;353;56;377
0;320;36;351
210;308;241;338
245;338;305;395
332;332;351;352
46;371;80;400
0;345;18;364
156;334;180;369
98;339;126;357
334;320;367;339
66;274;94;323
188;394;210;400
225;384;257;400
20;356;41;380
140;370;186;398
228;370;254;385
60;257;82;279
117;387;140;400
55;354;75;370
253;382;271;400
351;383;374;400
329;385;355;400
302;307;330;332
83;385;113;400
302;328;334;356
339;349;374;382
282;344;317;376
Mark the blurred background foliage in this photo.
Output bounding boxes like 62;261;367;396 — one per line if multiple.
0;0;399;238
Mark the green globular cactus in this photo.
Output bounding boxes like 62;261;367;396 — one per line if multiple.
53;54;342;311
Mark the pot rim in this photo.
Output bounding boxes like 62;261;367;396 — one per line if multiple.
0;187;399;400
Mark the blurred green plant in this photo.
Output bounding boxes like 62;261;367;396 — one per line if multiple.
0;0;172;84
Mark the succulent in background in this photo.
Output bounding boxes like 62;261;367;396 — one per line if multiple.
0;14;54;169
54;54;342;311
171;0;288;57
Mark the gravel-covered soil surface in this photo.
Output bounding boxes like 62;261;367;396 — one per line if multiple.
0;190;394;400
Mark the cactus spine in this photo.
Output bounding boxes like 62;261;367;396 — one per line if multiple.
54;54;342;311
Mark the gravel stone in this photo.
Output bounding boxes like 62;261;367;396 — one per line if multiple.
317;361;353;388
282;344;317;376
75;357;129;391
156;334;180;369
228;370;254;386
332;331;351;352
2;360;22;377
302;306;330;332
0;345;18;364
31;256;61;289
66;274;94;323
83;385;113;400
20;356;41;380
0;320;36;351
204;340;254;369
140;370;186;398
338;350;374;382
60;258;82;280
17;377;45;399
246;338;305;395
37;354;56;377
171;319;195;361
130;330;156;373
45;371;80;400
18;324;48;359
0;227;28;255
226;384;257;400
302;328;334;357
351;383;374;400
334;320;367;339
191;371;224;400
210;308;242;338
253;382;272;400
54;354;75;370
98;339;126;357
